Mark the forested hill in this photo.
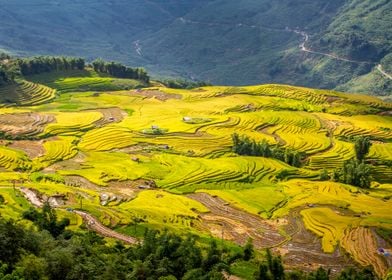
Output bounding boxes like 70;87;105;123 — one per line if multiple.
0;0;391;96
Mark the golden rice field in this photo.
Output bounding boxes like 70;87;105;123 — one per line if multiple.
0;76;391;277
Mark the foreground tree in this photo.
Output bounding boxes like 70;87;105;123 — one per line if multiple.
23;202;70;237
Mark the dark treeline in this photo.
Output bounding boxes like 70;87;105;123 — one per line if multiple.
232;133;304;167
18;56;85;76
0;66;12;86
1;55;151;84
92;59;149;83
160;79;211;89
0;213;376;280
0;53;15;86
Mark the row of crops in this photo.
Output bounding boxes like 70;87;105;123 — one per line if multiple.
0;80;391;277
0;80;56;106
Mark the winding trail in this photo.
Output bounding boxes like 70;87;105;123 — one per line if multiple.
19;187;139;245
376;64;392;80
73;210;139;244
293;29;392;81
176;17;392;81
292;29;374;65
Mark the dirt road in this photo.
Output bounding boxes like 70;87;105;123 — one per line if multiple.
20;187;139;245
73;210;139;244
376;64;392;80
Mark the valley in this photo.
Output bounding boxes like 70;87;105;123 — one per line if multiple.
1;0;391;95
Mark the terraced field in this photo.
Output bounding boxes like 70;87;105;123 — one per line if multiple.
27;70;146;93
0;78;391;277
0;80;56;106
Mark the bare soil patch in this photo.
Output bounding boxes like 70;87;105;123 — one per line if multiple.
0;112;54;137
188;193;285;248
110;89;181;101
89;107;127;127
277;208;357;276
9;140;45;158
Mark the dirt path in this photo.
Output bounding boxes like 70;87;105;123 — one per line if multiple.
291;29;375;65
134;40;143;56
376;64;392;80
19;187;139;245
293;29;392;82
73;210;139;244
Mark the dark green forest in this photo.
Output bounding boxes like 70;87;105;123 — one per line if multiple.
0;207;377;280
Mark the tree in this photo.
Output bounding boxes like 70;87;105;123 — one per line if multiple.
337;267;374;280
0;220;26;266
320;169;330;181
354;136;372;161
243;238;254;261
308;267;330;280
23;202;70;237
15;254;47;280
232;134;303;167
17;56;85;76
255;263;272;280
333;159;372;188
91;59;150;82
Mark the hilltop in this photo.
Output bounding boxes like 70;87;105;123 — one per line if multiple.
0;0;391;96
0;63;391;278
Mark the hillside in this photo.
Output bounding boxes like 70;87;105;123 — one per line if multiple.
0;69;391;277
0;0;391;96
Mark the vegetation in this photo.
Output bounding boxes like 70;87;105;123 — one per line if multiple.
92;59;149;83
332;159;372;189
0;215;378;280
160;79;211;89
0;73;391;277
232;134;304;167
0;1;390;94
354;136;372;161
18;56;85;76
0;66;13;86
331;136;373;188
22;202;70;237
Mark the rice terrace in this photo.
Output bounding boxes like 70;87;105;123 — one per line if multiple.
0;61;392;278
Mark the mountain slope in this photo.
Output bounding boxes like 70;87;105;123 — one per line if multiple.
0;0;391;96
